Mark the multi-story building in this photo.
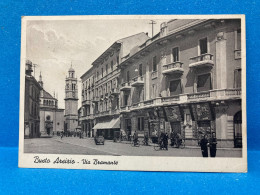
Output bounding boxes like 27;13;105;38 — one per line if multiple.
38;73;65;137
24;60;42;138
119;19;242;148
80;32;150;139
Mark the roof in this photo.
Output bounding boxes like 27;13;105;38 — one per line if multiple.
69;67;75;72
92;32;150;66
42;90;57;100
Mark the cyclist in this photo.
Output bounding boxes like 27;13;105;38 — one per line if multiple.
143;132;149;146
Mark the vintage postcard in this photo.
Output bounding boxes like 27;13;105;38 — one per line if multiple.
19;15;247;172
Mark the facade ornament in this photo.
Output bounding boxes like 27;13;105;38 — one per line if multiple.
217;32;225;41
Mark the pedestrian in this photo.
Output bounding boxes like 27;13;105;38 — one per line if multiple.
133;131;138;146
163;132;169;150
200;134;209;157
209;132;217;157
170;131;174;147
60;131;63;140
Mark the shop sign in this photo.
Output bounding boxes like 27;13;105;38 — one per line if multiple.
164;106;182;122
157;107;166;119
191;103;212;121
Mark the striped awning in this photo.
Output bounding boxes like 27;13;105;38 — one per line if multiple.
92;117;120;130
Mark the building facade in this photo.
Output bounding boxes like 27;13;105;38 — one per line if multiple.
79;19;242;148
38;73;65;137
64;66;79;132
80;33;150;139
119;19;242;148
24;60;42;138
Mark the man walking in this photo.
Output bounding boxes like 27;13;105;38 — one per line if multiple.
200;134;209;157
209;132;217;157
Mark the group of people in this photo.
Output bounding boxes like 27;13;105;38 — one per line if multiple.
199;132;217;157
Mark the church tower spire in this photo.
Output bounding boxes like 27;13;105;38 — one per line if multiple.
38;72;43;88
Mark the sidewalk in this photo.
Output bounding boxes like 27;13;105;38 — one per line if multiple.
53;136;242;151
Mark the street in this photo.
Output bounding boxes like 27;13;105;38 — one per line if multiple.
24;137;242;157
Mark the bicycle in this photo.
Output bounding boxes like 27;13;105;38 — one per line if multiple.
131;139;140;147
142;138;149;146
154;141;167;151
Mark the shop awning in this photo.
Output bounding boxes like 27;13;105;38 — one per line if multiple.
93;117;120;130
109;117;120;129
92;121;111;130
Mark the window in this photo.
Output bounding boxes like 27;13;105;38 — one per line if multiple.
138;117;145;131
126;71;130;82
101;68;103;77
151;84;157;99
172;47;179;62
97;72;99;80
111;61;113;71
197;73;212;92
152;56;157;71
139;64;143;76
124;94;128;106
199;38;208;55
106;64;108;74
234;69;241;88
169;79;182;96
236;29;241;50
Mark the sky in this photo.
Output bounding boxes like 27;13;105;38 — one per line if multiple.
26;18;168;109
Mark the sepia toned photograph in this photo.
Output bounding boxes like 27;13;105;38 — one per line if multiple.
19;15;246;172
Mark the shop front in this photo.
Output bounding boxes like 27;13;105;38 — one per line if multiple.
93;117;120;140
190;102;215;143
164;105;184;138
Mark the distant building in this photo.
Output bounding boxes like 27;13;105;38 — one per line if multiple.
79;32;150;139
24;60;42;138
38;73;65;137
64;66;78;132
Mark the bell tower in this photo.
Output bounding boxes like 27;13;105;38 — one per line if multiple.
64;64;78;132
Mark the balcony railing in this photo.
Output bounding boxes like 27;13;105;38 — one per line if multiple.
111;88;120;95
161;95;180;103
82;99;91;106
189;53;214;68
131;76;144;87
143;99;154;106
120;82;131;91
187;91;210;100
162;62;184;75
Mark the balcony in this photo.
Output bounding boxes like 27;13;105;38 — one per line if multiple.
120;106;131;112
120;82;131;91
162;62;184;75
131;76;144;87
111;88;120;96
189;54;214;68
82;99;91;106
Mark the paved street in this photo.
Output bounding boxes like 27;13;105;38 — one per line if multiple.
24;137;242;157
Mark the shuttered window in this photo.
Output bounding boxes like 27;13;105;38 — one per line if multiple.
197;73;212;92
199;38;208;55
169;79;182;96
234;69;241;88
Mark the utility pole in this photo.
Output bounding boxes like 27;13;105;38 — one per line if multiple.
149;20;157;37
